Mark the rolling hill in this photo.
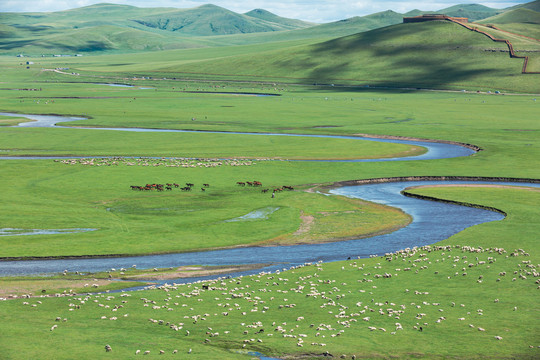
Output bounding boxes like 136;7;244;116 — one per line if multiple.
436;4;503;21
0;3;315;54
478;6;540;39
506;0;540;11
402;4;503;21
132;4;314;35
0;1;538;56
143;20;537;93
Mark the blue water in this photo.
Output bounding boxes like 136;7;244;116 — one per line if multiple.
0;112;534;282
2;181;536;277
0;228;96;236
0;112;474;162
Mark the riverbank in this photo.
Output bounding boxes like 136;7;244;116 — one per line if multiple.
0;263;269;298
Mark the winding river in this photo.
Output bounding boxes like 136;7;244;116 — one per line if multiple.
0;113;537;279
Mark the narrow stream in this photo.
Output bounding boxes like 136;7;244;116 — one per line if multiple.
0;112;474;161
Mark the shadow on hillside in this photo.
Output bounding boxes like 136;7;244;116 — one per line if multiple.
11;24;53;32
59;41;114;52
0;39;113;52
302;23;498;91
0;39;36;50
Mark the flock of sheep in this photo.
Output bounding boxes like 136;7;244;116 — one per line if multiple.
15;243;537;357
55;157;261;168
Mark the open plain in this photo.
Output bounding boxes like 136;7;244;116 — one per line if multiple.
0;2;539;359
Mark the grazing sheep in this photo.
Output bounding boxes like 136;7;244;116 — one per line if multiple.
105;344;112;352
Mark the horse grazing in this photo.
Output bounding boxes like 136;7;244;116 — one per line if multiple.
203;183;210;187
237;182;246;186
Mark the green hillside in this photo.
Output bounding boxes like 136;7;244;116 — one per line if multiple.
1;1;539;58
132;4;313;35
297;10;405;38
438;4;503;21
0;3;315;55
0;6;406;55
506;0;540;12
478;8;540;40
402;4;503;21
480;7;540;24
151;20;537;92
183;10;407;49
244;8;316;29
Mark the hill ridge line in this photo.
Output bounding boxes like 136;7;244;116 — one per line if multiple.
448;18;540;74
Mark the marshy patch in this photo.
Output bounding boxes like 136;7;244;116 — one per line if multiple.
224;207;280;222
0;228;97;236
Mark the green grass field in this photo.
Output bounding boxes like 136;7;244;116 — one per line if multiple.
0;13;539;359
0;187;538;359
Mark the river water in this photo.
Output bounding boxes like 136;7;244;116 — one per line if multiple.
0;113;536;279
0;112;474;161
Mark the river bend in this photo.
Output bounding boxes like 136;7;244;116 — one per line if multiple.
0;113;536;281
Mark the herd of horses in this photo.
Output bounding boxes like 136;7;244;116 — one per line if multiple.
130;183;209;192
129;181;294;194
236;181;294;193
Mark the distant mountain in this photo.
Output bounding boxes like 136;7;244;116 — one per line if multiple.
172;19;536;91
132;4;313;35
1;1;538;55
479;8;540;25
0;3;315;54
505;0;540;12
244;8;316;29
285;10;405;40
437;4;503;21
402;4;503;21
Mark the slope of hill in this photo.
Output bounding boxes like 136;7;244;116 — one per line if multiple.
0;3;315;54
244;8;316;29
132;4;313;35
401;4;503;21
505;0;540;12
1;1;538;56
478;7;540;40
437;4;503;21
479;7;540;25
200;10;407;47
149;20;537;92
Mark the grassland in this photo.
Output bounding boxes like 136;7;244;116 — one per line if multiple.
0;44;539;259
0;13;539;360
11;20;537;93
0;187;538;359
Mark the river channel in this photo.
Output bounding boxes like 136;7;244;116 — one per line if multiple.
0;113;537;280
